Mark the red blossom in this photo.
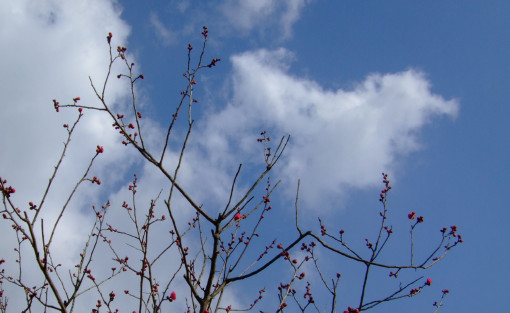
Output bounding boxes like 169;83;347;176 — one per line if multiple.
234;213;243;221
426;278;432;286
169;291;176;301
96;145;104;153
408;211;416;220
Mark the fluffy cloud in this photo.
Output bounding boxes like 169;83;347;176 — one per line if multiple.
0;1;138;309
0;0;134;199
194;48;459;210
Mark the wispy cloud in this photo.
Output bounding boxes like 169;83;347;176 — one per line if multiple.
150;12;176;46
220;0;308;38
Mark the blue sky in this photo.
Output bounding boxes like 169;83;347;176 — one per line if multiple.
0;1;509;312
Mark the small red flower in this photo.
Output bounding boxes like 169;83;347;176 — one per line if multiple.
96;145;104;153
234;213;242;221
169;291;176;301
408;211;416;220
425;278;432;286
417;216;424;223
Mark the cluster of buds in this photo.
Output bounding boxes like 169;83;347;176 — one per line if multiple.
53;99;59;112
409;288;420;295
108;291;115;302
207;58;221;68
344;306;360;313
201;26;208;38
128;175;137;194
117;46;127;59
300;241;316;252
408;211;425;223
0;178;15;198
304;282;314;303
248;288;265;309
379;172;392;202
257;131;271;142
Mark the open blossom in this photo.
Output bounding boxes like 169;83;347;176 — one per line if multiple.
169;291;176;301
234;213;243;221
408;211;416;220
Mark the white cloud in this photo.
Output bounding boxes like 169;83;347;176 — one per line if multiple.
221;0;308;38
0;0;139;309
193;48;459;211
150;12;176;46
